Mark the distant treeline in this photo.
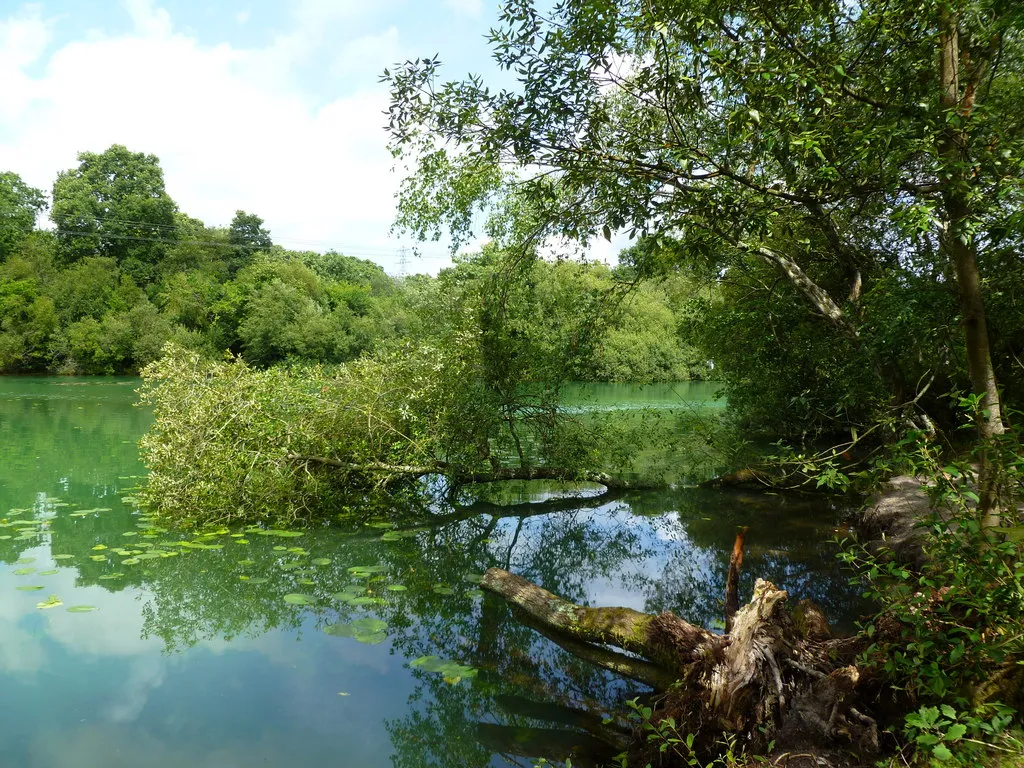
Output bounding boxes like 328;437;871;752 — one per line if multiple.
0;145;709;381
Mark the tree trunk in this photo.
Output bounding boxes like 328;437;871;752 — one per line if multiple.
286;453;652;490
481;568;878;757
937;9;1005;528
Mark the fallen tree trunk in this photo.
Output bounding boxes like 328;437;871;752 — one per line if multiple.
481;568;724;673
481;567;878;758
286;453;654;490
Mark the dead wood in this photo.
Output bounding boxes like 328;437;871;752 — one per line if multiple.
725;526;749;633
481;567;879;759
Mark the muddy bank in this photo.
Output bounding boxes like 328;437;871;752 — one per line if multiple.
855;475;937;568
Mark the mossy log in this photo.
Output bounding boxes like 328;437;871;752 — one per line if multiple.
481;567;879;757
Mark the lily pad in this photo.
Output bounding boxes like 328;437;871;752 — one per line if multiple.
254;529;304;538
348;596;385;607
38;569;59;576
386;584;408;592
13;567;35;575
67;605;98;613
409;655;478;682
36;595;63;609
16;585;44;591
312;558;332;566
324;617;389;644
350;618;387;633
348;565;387;578
52;554;74;560
283;593;315;606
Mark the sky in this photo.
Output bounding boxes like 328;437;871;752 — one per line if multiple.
0;0;561;275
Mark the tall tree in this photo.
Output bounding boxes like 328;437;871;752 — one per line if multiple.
385;0;1023;516
227;210;273;275
0;172;46;261
51;145;179;280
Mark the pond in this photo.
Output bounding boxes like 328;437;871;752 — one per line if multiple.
0;377;868;768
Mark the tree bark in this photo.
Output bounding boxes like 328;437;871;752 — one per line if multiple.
937;9;1005;528
480;568;723;673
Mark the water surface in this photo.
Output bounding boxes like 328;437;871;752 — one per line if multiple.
0;378;865;768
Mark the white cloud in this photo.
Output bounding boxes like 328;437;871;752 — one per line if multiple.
0;6;52;125
0;1;428;271
329;26;400;81
0;5;50;68
444;0;483;17
121;0;172;38
105;655;167;723
236;10;250;25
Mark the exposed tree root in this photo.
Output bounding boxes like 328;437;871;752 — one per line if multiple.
481;567;879;762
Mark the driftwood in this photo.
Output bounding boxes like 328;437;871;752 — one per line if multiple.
481;567;878;758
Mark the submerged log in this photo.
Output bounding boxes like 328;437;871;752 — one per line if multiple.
480;567;878;758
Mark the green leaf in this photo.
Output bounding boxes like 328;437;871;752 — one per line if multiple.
945;724;967;741
931;743;953;761
283;593;315;605
67;605;98;613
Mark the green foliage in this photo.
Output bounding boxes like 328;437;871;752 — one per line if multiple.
0;172;46;261
227;210;272;275
694;256;886;442
138;329;604;526
840;422;1024;763
386;0;1024;445
614;698;746;768
51;145;179;273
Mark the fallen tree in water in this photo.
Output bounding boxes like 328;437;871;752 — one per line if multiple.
138;345;678;527
481;563;879;762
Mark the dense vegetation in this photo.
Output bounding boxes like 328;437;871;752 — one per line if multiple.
10;0;1024;764
0;146;706;382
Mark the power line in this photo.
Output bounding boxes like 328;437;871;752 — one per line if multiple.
0;220;456;262
44;212;456;257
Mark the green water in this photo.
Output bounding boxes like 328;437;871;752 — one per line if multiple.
0;378;866;768
560;381;724;411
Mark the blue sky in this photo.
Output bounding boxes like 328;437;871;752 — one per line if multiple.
0;0;538;274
